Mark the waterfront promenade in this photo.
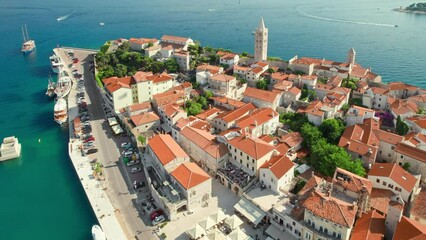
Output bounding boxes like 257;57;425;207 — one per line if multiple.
56;47;157;240
57;47;128;240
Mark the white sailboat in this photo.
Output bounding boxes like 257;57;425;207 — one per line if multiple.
92;225;106;240
21;24;35;54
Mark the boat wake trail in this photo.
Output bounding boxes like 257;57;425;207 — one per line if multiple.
57;10;75;22
297;8;396;27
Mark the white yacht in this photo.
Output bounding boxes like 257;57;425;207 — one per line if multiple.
0;136;22;161
54;69;72;98
49;54;63;73
92;225;106;240
54;98;68;125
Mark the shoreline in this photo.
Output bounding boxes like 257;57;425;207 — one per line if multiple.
393;8;426;15
54;47;129;240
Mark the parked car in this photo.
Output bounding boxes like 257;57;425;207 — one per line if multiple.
133;181;145;190
126;160;140;166
85;148;98;154
73;58;79;63
84;136;95;142
131;167;141;173
121;142;131;148
152;215;165;225
150;210;163;221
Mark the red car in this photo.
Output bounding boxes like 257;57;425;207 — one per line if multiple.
73;58;79;63
84;136;95;142
150;210;163;221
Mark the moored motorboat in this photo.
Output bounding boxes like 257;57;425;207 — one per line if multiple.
54;98;68;125
54;69;72;99
92;225;106;240
49;54;63;73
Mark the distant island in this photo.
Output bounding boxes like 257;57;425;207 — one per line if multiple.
394;2;426;14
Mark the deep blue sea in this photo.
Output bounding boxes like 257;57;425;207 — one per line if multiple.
0;0;424;239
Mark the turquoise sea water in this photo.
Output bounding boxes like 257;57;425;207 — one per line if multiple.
0;0;425;239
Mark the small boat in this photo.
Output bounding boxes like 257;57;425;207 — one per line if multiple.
92;225;106;240
57;10;75;21
0;136;22;162
21;24;35;55
395;25;399;27
46;76;56;97
54;98;68;125
54;69;72;99
49;54;63;73
99;22;105;26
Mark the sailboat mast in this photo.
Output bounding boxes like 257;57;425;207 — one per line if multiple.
24;24;30;41
22;26;26;42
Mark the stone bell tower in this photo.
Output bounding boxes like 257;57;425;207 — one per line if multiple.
348;48;356;65
254;17;268;62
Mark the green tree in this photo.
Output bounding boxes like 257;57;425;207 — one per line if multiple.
241;52;248;57
300;123;323;148
138;135;146;145
341;103;350;112
349;98;363;107
267;68;276;73
319;118;346;144
256;80;268;90
186;102;202;116
402;162;411;171
279;112;308;132
310;139;366;177
204;90;213;99
396;116;409;136
164;58;179;73
198;96;208;109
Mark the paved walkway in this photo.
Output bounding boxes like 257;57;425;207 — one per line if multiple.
58;47;128;240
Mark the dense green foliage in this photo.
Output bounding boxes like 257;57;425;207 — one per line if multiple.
256;80;268;90
406;3;426;11
279;112;308;132
342;77;358;90
319;118;346;144
349;98;363;107
309;138;366;177
138;135;146;144
396;116;409;136
402;162;411;171
185;91;212;116
341;103;350;112
300;84;316;101
297;121;366;177
95;42;179;80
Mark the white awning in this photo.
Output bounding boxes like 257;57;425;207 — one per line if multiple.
111;124;124;135
108;117;118;126
233;198;266;226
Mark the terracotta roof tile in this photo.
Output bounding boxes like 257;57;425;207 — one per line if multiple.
210;74;236;82
235;108;278;131
333;168;372;194
181;126;228;158
280;132;303;149
210;96;245;108
161;35;190;44
243;87;280;104
395;143;426;163
368;163;417;192
410;189;426;223
370;188;394;215
302;191;358;227
196;64;223;75
393;216;426;240
171;162;210;190
390;99;418;116
148;134;188;166
406;116;426;129
260;155;295;179
128;102;151;112
130;112;160;126
215;103;257;123
228;135;275;160
102;76;134;93
351;210;385;240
